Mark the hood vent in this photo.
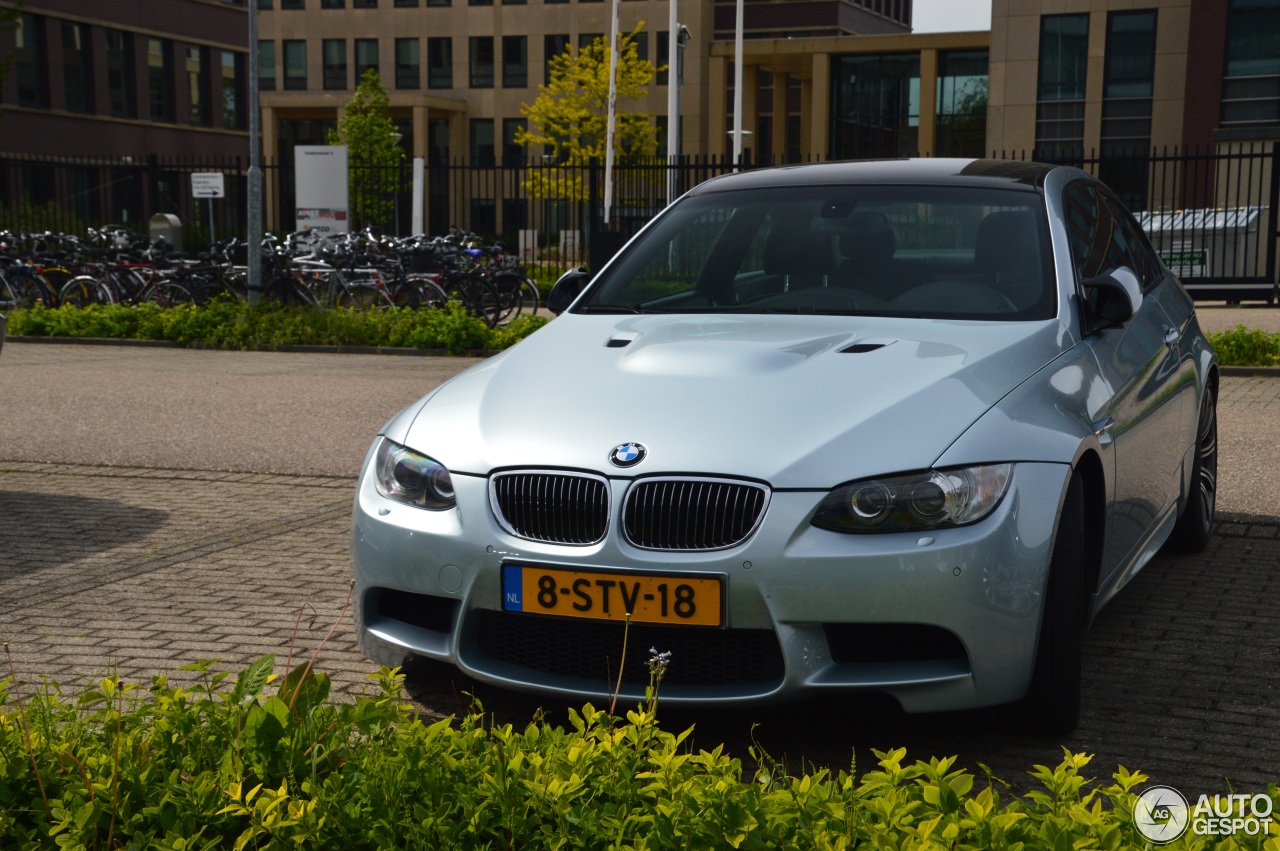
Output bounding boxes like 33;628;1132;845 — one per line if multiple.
605;331;641;349
839;341;892;354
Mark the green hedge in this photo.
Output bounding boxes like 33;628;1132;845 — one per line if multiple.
1;657;1275;850
1205;325;1280;367
5;301;548;355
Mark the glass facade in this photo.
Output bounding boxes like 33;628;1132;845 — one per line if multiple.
1222;0;1280;124
1101;11;1157;210
107;30;136;116
935;50;988;158
259;40;277;90
323;39;348;89
544;34;569;84
356;38;379;82
428;37;453;88
396;38;420;89
471;117;495;165
503;118;527;165
14;14;47;108
283;39;307;90
149;38;174;121
62;22;93;113
470;36;495;88
222;50;241;128
502;35;527;88
1035;14;1089;158
830;53;920;159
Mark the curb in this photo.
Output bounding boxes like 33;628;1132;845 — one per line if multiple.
5;334;497;358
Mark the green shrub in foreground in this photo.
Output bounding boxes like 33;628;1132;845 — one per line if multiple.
1205;325;1280;367
6;301;548;355
2;657;1275;850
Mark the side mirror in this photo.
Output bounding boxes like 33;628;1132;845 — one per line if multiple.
547;266;592;315
1081;267;1142;333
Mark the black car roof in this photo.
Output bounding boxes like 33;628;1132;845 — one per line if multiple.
688;158;1057;195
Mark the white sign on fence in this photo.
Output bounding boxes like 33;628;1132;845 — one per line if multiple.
191;172;225;198
295;145;349;235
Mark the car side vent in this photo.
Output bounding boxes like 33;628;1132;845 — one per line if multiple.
839;342;887;354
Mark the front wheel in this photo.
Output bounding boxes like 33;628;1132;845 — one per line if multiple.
1164;383;1218;554
1019;472;1085;734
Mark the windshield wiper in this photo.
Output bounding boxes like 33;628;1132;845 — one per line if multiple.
576;304;650;314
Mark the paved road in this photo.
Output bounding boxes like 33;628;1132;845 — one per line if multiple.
1;316;1278;798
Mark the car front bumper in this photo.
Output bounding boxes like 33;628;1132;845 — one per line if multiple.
351;449;1072;713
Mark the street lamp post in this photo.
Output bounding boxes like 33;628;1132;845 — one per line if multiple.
247;0;263;304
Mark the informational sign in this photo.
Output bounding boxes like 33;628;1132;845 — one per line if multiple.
295;145;349;235
1161;243;1209;278
191;172;226;198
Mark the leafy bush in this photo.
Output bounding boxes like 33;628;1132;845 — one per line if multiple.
6;301;548;355
1205;325;1280;367
2;656;1275;850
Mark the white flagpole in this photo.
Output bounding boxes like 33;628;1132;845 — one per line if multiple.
603;0;621;225
732;0;744;170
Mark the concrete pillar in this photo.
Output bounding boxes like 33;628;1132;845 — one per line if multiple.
809;53;830;160
772;72;789;161
708;55;727;158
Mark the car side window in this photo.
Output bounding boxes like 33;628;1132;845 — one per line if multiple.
1102;193;1162;292
1063;180;1158;290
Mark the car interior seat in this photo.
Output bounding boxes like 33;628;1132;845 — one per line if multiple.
837;211;898;299
761;216;837;291
973;210;1043;309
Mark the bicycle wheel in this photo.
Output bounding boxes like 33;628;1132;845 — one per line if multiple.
489;271;526;323
144;281;193;307
404;275;449;310
445;275;502;327
4;270;57;308
336;284;386;310
59;275;107;307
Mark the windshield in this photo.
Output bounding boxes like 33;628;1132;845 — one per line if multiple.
579;185;1056;321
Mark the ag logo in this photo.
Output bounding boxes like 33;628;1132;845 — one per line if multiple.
1134;785;1190;844
609;442;647;468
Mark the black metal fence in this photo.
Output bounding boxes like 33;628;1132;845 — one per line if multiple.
3;145;1277;300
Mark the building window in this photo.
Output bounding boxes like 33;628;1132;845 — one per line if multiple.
394;0;419;6
259;0;273;7
503;117;526;165
544;34;569;84
471;118;495;165
469;36;494;87
259;40;277;90
426;0;450;5
470;0;493;5
656;31;669;85
149;38;175;121
222;51;241;128
355;0;378;7
1100;11;1157;209
323;39;348;89
321;0;345;7
579;33;602;52
283;39;307;90
355;39;379;81
936;50;988;158
107;30;136;117
503;0;527;5
428;37;452;88
1222;0;1280;125
186;45;210;125
830;53;920;159
281;0;304;7
395;38;420;88
546;0;568;4
1036;14;1089;159
14;14;47;108
502;35;527;88
62;22;93;114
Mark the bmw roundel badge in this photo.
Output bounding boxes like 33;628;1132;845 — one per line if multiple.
609;442;647;468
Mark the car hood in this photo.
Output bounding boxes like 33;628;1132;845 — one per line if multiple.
398;314;1069;488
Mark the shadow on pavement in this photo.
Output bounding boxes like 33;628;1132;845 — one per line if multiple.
0;491;169;575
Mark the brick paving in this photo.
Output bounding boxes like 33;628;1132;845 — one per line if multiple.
2;344;1279;800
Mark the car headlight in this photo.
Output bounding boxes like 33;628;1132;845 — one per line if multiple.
373;438;456;510
812;464;1013;533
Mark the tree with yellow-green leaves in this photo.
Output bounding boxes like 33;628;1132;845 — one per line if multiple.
327;69;405;229
515;25;663;202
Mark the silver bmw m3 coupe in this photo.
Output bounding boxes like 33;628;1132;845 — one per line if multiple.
351;159;1218;732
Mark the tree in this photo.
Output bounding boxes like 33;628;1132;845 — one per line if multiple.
516;25;662;201
327;69;405;229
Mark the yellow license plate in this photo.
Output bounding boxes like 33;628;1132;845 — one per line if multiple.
502;565;723;627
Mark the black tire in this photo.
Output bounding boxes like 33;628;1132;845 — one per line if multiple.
1164;383;1218;554
6;271;56;307
59;275;105;307
1020;472;1086;734
336;284;386;310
